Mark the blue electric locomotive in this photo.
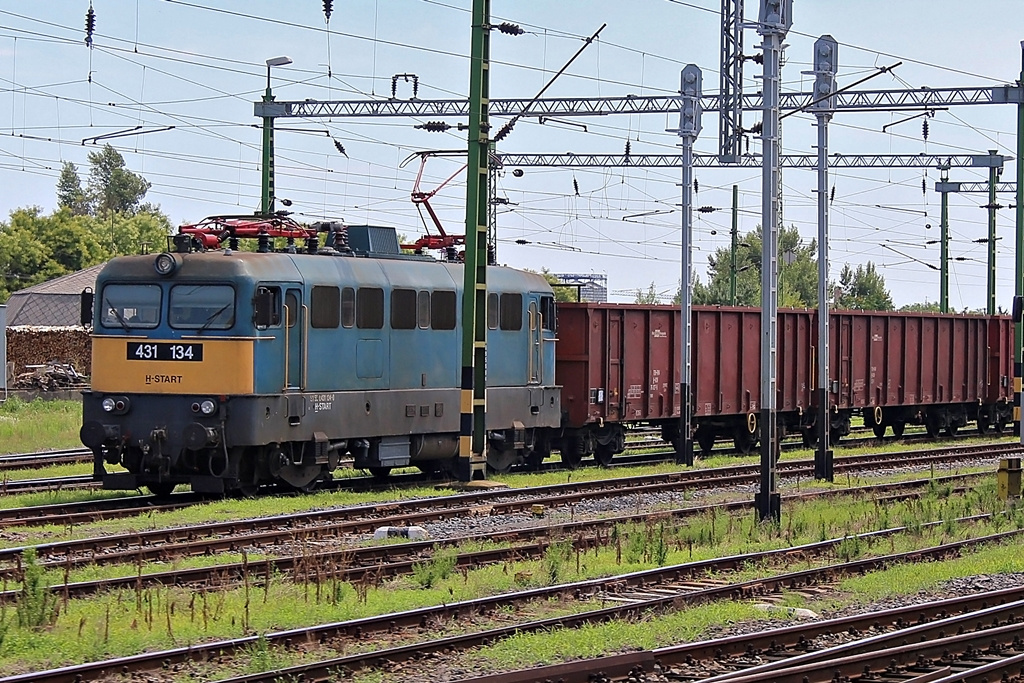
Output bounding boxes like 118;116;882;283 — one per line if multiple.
80;217;561;495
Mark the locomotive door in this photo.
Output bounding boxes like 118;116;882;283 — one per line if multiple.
284;288;305;390
528;300;542;384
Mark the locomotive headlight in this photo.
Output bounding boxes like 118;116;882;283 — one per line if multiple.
153;253;180;277
101;397;117;412
200;399;217;415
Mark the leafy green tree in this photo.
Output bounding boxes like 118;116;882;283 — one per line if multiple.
536;268;582;303
900;300;941;313
634;282;661;305
693;224;818;307
56;161;91;215
86;144;151;216
835;262;894;311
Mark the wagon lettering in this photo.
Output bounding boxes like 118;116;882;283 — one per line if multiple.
651;329;667;338
626;384;643;399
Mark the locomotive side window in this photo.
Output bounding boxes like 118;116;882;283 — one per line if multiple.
541;295;556;331
356;287;384;329
101;284;161;329
254;286;281;328
487;292;498;330
417;291;431;329
311;286;340;329
169;285;234;329
431;290;456;330
499;293;523;331
341;287;355;328
391;289;416;330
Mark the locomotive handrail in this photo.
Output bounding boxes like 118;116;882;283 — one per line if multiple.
283;303;290;390
302;303;310;390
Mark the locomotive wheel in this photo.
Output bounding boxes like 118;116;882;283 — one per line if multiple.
487;449;519;474
368;466;392;479
146;482;176;498
872;424;886;439
560;437;584;469
593;443;615;467
892;421;906;438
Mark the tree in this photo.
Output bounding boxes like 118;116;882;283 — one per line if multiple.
900;300;941;313
86;144;151;216
634;282;661;304
692;224;818;307
56;162;91;215
835;262;894;311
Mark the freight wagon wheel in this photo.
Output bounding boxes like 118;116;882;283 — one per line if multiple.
733;430;755;454
925;419;940;438
697;430;716;456
977;419;991;435
368;466;392;479
944;424;959;437
993;420;1005;434
560;437;584;469
891;421;906;439
872;424;886;439
593;443;615;467
146;482;176;498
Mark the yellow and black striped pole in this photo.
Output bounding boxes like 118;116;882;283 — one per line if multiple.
458;0;491;480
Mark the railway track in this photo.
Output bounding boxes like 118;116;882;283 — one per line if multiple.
0;474;991;603
5;520;1020;683
0;447;92;472
0;440;1015;535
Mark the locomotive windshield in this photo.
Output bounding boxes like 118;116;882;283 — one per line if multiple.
169;285;235;330
101;284;161;329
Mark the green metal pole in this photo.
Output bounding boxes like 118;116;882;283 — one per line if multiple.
988;149;998;316
260;75;275;216
1015;42;1024;437
730;184;738;305
458;0;490;481
940;167;949;314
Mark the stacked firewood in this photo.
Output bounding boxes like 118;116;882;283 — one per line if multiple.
6;326;92;380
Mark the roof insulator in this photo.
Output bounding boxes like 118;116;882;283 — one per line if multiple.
333;138;347;157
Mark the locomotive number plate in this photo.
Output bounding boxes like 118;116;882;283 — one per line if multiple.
126;342;204;362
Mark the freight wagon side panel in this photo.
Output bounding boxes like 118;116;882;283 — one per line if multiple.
693;308;762;417
987;317;1013;403
553;304;593;427
777;310;813;413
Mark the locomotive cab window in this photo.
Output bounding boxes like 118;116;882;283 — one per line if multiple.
311;285;340;328
541;295;556;331
254;286;281;328
431;290;456;330
356;287;384;329
170;285;235;329
499;293;523;331
391;289;416;330
101;283;161;329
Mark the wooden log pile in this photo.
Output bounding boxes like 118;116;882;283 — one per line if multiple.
6;326;92;381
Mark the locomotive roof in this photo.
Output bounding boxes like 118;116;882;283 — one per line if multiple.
97;250;554;294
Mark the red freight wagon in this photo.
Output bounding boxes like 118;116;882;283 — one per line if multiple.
553;303;1013;462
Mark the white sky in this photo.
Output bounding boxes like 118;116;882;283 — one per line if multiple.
0;1;1021;309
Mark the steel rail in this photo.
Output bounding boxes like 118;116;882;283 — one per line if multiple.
0;475;988;602
16;527;1015;683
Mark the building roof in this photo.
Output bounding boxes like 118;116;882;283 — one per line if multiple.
5;263;105;327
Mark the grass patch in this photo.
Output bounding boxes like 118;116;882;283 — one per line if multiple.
0;398;83;456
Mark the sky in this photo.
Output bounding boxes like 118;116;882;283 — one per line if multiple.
0;1;1021;309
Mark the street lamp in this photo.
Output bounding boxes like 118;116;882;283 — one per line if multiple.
261;56;292;215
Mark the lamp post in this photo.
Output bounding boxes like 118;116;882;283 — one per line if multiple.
261;56;292;215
